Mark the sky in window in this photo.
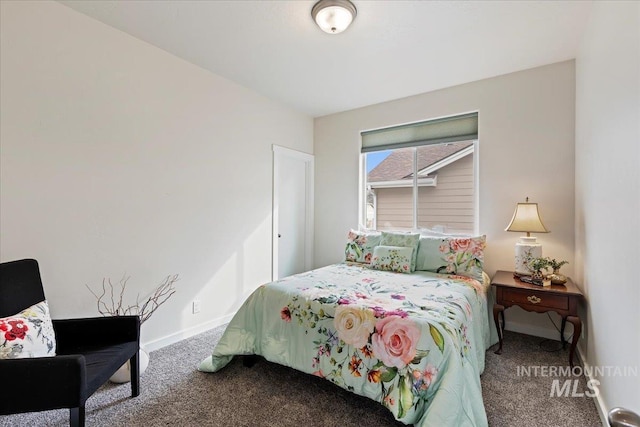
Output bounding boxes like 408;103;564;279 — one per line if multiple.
366;150;391;173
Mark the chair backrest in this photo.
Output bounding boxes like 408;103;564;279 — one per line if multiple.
0;259;46;317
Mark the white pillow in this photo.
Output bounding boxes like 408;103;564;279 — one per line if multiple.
418;227;472;238
0;300;56;359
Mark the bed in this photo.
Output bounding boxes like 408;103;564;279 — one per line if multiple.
199;230;498;426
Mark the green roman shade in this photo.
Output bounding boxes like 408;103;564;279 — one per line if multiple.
361;112;478;153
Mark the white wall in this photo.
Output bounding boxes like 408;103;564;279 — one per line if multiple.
315;61;576;337
575;0;640;416
0;1;313;349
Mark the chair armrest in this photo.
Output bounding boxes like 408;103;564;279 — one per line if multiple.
0;355;86;414
53;316;140;353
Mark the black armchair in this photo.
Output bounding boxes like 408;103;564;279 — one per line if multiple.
0;259;140;427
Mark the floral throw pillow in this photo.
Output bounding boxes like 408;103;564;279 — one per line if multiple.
0;300;56;359
415;235;486;281
380;232;420;272
370;245;413;274
345;229;382;264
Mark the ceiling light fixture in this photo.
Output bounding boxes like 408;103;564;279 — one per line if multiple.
311;0;357;34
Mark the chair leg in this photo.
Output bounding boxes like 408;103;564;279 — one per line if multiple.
70;406;85;427
130;350;140;397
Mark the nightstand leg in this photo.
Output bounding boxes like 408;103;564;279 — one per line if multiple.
493;304;505;355
561;317;567;349
566;316;581;368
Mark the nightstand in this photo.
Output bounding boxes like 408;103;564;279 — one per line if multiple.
491;270;583;367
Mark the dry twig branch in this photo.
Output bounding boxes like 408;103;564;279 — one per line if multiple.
85;274;178;325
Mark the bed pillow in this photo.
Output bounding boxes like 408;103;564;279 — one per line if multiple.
415;235;486;281
0;300;56;359
345;229;382;264
419;227;472;238
380;231;420;272
370;245;413;274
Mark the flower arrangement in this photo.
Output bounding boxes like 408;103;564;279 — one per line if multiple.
547;258;569;284
528;257;569;283
86;274;178;325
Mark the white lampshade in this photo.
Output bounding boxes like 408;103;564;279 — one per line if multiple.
505;201;549;236
505;198;549;275
312;0;357;34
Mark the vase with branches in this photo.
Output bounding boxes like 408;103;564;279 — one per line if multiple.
86;274;178;325
86;274;178;383
547;258;569;274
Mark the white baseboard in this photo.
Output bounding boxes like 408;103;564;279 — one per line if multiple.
577;346;609;427
142;313;234;352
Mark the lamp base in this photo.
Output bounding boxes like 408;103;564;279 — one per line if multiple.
514;241;542;275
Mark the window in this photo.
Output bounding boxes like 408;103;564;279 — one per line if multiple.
360;113;478;234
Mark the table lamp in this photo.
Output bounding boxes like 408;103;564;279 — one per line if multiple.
505;197;549;275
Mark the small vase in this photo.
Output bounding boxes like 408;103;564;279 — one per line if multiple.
531;270;544;281
110;347;149;383
550;268;567;285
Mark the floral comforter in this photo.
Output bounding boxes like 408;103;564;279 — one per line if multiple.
199;263;493;427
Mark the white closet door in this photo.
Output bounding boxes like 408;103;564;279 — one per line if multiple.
272;146;314;280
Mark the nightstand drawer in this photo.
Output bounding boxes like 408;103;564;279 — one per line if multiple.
503;289;569;310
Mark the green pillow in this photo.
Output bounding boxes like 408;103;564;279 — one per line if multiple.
370;245;413;274
380;231;420;272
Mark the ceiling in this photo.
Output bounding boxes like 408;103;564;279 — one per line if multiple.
59;1;593;118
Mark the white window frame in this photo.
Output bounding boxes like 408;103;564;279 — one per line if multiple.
359;141;479;234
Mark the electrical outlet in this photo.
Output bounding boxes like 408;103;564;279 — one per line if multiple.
192;300;201;314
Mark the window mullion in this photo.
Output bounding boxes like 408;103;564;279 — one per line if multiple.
361;154;366;228
412;147;418;230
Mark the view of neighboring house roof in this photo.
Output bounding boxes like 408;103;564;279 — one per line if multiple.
367;141;474;182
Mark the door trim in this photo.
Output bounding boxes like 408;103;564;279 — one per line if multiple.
272;145;314;281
